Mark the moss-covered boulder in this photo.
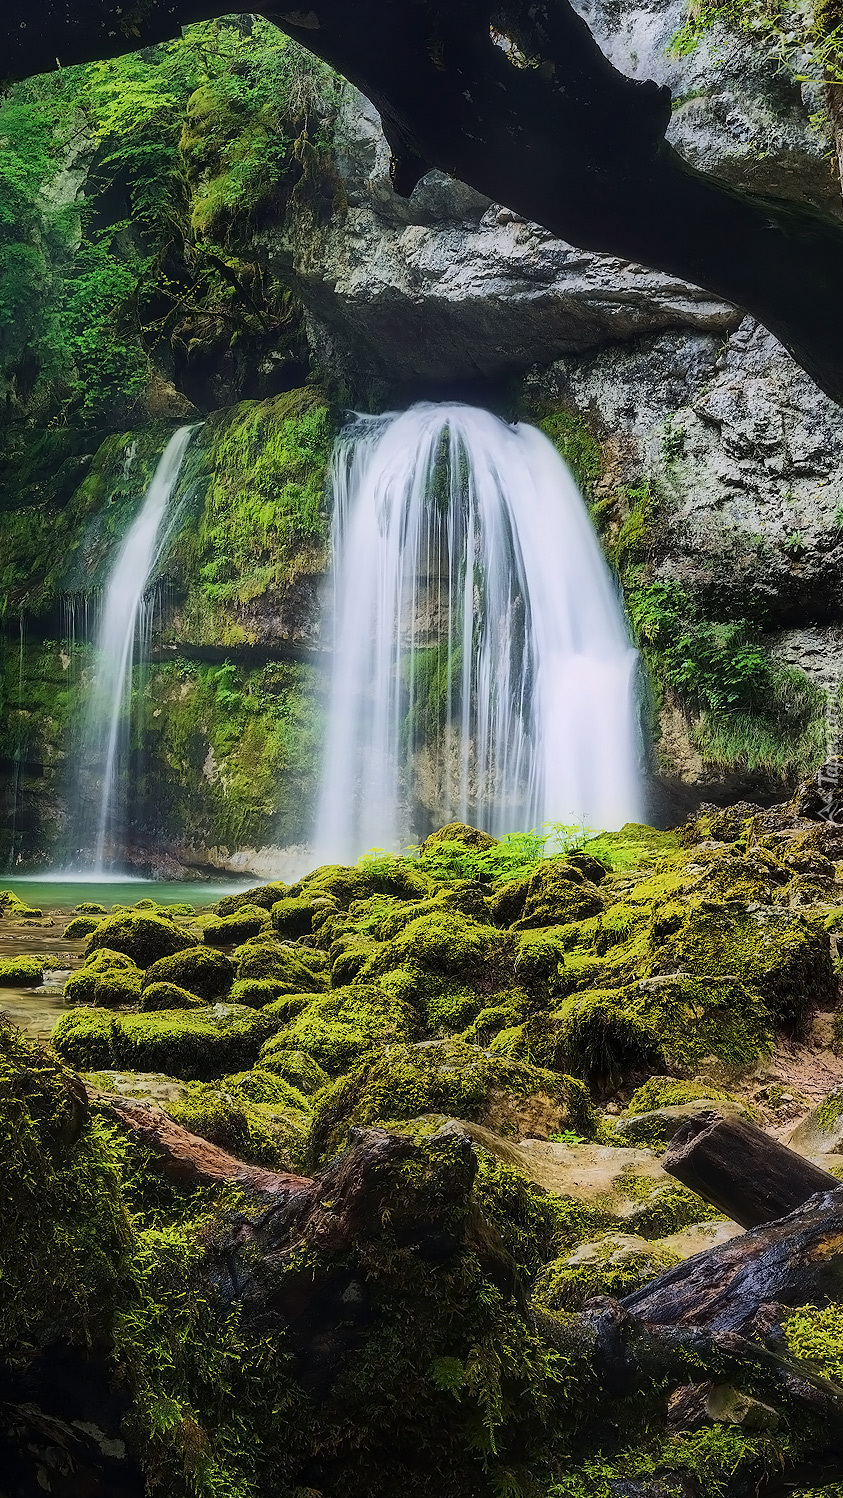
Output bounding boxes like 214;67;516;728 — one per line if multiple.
64;964;143;1007
269;896;319;939
263;974;420;1076
216;881;290;916
234;937;328;991
652;900;834;1028
492;862;605;929
0;1023;129;1361
534;1232;681;1311
555;974;771;1086
307;1039;597;1164
142;945;234;1000
87;911;196;966
63;914;104;938
52;1002;277;1079
202;905;272;944
139;982;208;1012
291;860;433;907
167;1072;310;1171
421;823;498;853
256;1045;329;1095
0;955;44;986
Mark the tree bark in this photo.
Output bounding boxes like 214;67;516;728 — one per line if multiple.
662;1109;842;1229
6;2;843;401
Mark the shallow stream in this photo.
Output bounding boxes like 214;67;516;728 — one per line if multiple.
0;878;248;1039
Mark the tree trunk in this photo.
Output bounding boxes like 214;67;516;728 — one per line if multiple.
662;1109;842;1228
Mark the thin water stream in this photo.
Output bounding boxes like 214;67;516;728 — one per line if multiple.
72;425;197;871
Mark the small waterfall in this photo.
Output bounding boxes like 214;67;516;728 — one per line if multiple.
315;403;642;861
77;424;196;871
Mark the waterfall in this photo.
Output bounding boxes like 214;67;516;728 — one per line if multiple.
315;403;642;862
76;424;196;871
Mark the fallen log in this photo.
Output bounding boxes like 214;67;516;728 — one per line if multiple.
662;1109;841;1228
622;1186;843;1334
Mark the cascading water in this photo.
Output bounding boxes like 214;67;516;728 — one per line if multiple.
75;424;196;872
315;403;642;862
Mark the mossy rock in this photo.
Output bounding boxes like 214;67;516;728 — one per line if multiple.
292;861;433;908
612;1099;751;1151
653;901;834;1029
63;915;104;938
167;1076;309;1171
0;955;44;986
0;1023;130;1357
86;912;196;966
234;938;328;991
556;974;771;1086
64;965;142;1008
216;881;290;917
139;982;208;1012
0;891;44;920
421;823;498;853
624;1075;741;1116
265;975;420;1077
307;1038;597;1164
256;1044;329;1095
52;1003;277;1080
269;896;318;939
492;863;605;930
142;945;234;1001
75;902;107;915
534;1232;681;1312
82;948;138;974
359;906;515;993
230;977;289;1007
202;905;272;945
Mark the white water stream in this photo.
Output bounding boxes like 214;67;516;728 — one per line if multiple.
315;403;642;862
78;424;196;871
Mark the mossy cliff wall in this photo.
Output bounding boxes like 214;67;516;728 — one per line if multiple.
0;388;333;871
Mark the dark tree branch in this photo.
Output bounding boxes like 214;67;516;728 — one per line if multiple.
7;2;843;400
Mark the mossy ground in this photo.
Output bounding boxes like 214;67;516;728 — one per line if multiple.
5;805;843;1495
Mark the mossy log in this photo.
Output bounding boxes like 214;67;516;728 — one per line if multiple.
662;1109;842;1228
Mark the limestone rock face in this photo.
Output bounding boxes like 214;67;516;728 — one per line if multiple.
265;0;832;386
265;88;739;385
536;318;843;627
573;0;833;209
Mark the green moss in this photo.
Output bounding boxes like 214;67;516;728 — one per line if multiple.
269;895;317;938
625;1075;740;1115
142;945;234;1000
234;937;328;990
63;913;104;938
255;1044;329;1094
52;1002;277;1080
556;972;770;1086
307;1039;596;1164
530;403;603;496
167;1077;309;1171
784;1303;843;1384
216;881;290;916
64;964;143;1007
267;977;419;1077
140;981;208;1012
0;1023;132;1356
535;1233;681;1312
87;911;196;966
0;954;44;985
202;904;272;945
655;900;834;1029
